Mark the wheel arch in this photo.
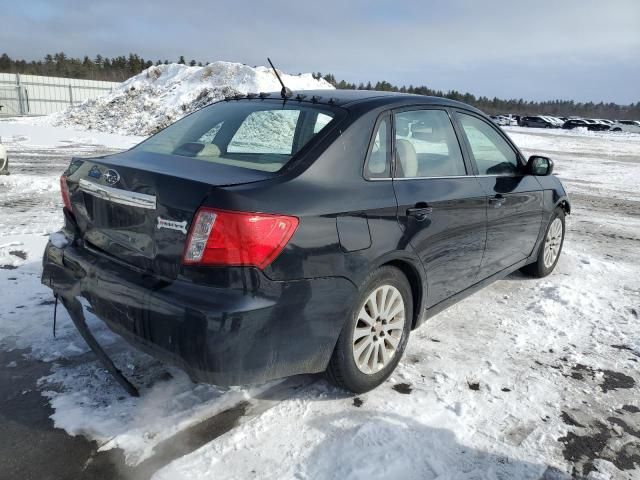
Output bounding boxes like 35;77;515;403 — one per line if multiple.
378;257;426;330
556;197;571;215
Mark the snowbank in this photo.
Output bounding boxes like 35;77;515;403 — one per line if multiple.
51;62;334;136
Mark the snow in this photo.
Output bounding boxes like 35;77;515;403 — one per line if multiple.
0;122;639;479
0;118;143;150
504;126;640;202
48;232;68;249
47;62;334;136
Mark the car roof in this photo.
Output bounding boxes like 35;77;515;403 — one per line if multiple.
245;89;485;114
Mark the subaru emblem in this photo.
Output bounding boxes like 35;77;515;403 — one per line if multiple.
104;169;120;186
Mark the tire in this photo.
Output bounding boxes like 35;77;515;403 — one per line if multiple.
326;266;413;393
521;208;565;278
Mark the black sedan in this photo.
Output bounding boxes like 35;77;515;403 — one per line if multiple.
42;90;570;394
562;119;610;131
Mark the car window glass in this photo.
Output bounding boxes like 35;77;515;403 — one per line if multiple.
197;122;223;143
394;109;465;178
228;110;300;154
365;118;391;178
135;102;337;173
458;113;519;175
313;113;333;133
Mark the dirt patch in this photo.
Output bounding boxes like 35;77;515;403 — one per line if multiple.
559;420;640;476
392;383;412;394
611;344;640;357
561;412;585;428
568;363;636;393
622;405;640;414
601;370;635;393
9;250;27;260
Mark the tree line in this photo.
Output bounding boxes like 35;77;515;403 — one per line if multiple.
314;73;640;120
0;52;203;82
0;52;637;119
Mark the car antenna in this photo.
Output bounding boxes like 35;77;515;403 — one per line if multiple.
267;58;293;100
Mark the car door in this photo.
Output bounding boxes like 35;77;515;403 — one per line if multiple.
454;111;543;279
391;108;487;306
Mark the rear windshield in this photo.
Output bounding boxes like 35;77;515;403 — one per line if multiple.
132;100;339;172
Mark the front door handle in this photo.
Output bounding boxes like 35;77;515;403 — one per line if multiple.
488;194;505;208
407;203;433;220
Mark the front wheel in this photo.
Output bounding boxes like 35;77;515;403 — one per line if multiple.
521;208;565;278
326;266;412;393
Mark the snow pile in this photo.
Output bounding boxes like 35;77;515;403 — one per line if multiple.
51;62;334;136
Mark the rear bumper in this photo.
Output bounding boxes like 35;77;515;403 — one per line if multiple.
41;238;357;385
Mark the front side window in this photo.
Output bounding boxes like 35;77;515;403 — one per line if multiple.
394;109;466;178
133;101;337;172
458;113;520;176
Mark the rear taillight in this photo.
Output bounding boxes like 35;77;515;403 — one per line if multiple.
60;175;72;211
183;208;299;269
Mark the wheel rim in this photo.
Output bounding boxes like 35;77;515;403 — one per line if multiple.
352;285;405;375
543;217;563;268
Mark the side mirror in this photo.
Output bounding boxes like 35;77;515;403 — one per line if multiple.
527;155;554;176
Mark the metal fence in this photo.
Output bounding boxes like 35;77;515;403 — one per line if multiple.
0;73;119;116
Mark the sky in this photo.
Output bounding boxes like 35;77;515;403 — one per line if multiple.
2;0;639;104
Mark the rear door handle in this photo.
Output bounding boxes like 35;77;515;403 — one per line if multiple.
488;194;505;207
406;204;433;220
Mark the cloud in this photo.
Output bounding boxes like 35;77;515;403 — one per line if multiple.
2;0;639;103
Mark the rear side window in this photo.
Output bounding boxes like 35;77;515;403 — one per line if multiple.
133;101;338;172
394;109;466;178
364;117;392;179
457;113;519;176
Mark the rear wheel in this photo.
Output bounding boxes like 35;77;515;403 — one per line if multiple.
521;208;565;278
326;266;412;393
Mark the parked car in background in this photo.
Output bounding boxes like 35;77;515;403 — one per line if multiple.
41;90;570;394
521;116;556;128
609;120;640;133
562;119;609;131
0;138;9;175
491;115;517;127
593;119;614;127
588;119;613;130
541;116;564;127
501;114;519;126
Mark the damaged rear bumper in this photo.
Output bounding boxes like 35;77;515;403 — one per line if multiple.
41;237;356;386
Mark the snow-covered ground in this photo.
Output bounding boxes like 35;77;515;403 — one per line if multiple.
0;121;639;479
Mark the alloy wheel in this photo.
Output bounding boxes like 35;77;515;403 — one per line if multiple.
543;217;563;268
352;285;406;374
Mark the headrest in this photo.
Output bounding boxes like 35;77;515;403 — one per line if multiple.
396;139;418;177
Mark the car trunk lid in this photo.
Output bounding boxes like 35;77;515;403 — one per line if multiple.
66;150;274;279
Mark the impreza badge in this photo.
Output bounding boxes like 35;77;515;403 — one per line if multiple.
157;217;188;234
